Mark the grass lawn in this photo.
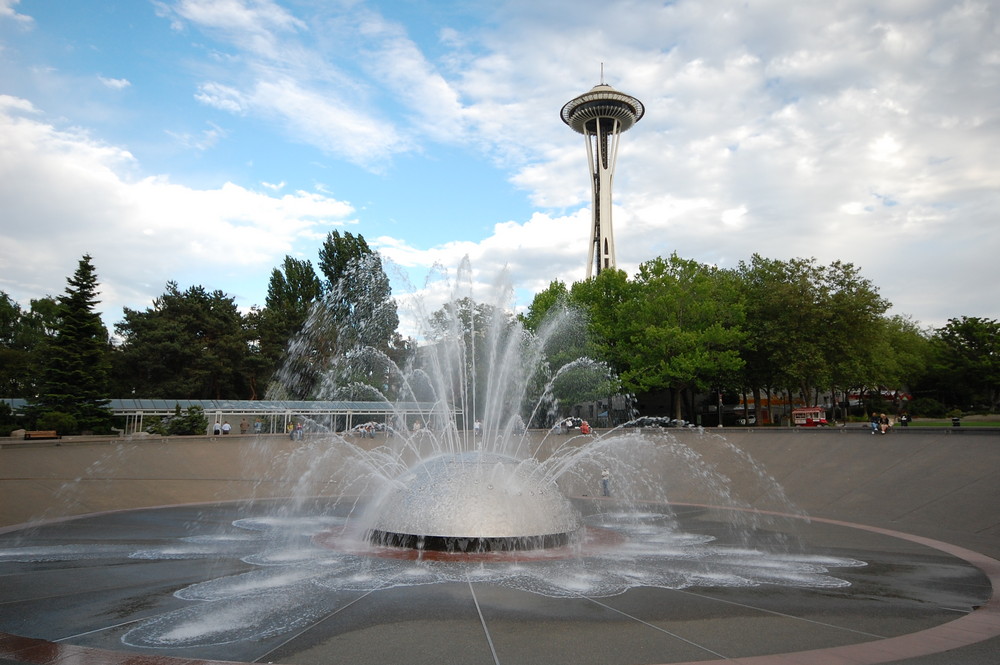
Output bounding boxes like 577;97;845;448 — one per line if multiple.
910;417;1000;427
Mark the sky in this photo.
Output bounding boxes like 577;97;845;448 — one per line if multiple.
1;0;997;339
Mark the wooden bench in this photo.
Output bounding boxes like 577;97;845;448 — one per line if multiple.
24;430;60;440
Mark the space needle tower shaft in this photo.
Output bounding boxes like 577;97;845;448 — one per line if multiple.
561;80;644;278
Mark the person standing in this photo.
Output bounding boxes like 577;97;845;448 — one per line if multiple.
601;469;611;497
221;421;232;435
213;422;221;436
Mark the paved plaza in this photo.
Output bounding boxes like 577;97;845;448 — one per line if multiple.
0;428;998;665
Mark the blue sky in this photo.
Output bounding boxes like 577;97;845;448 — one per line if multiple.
1;0;998;337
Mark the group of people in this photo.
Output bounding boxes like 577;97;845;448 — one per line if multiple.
212;418;263;436
869;412;892;434
869;411;915;434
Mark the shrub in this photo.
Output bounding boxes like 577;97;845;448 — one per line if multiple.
148;404;209;436
168;405;209;435
0;402;20;436
908;397;947;418
35;411;77;435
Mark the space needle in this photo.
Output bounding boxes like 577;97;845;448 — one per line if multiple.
561;77;644;278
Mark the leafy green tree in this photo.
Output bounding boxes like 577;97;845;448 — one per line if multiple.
0;294;60;399
928;317;1000;410
521;280;569;333
737;255;889;421
114;282;252;399
27;255;113;433
871;315;931;406
548;359;619;414
522;279;592;378
625;254;745;420
821;259;892;406
0;292;30;397
567;268;637;374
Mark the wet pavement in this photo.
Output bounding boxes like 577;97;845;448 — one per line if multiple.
1;499;998;665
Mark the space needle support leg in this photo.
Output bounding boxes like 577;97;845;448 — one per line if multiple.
584;133;598;279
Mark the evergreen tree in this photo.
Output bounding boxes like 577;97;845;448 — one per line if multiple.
275;231;401;400
114;282;252;399
28;255;113;433
316;230;399;351
255;256;323;380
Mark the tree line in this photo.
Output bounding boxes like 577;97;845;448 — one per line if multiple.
1;239;997;434
521;253;998;423
0;231;405;434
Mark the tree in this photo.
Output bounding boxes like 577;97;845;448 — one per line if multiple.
114;282;253;399
567;268;637;374
625;254;745;420
422;297;520;423
275;231;401;400
866;315;930;410
929;317;1000;410
254;256;323;388
146;404;210;436
0;294;59;399
316;230;399;352
737;255;889;422
27;255;113;433
521;280;569;333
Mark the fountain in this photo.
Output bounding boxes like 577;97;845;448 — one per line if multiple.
0;260;881;656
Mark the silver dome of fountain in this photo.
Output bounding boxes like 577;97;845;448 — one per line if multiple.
366;452;582;552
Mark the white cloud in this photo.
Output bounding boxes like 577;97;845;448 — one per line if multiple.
0;0;32;25
0;96;355;324
4;0;998;336
98;76;131;90
379;0;1000;328
167;0;306;60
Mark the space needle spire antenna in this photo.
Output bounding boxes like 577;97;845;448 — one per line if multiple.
561;73;644;278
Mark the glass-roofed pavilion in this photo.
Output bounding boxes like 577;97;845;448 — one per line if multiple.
1;399;450;435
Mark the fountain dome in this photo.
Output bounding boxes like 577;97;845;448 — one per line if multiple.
366;452;581;552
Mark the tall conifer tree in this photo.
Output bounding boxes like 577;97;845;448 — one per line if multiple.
29;254;113;433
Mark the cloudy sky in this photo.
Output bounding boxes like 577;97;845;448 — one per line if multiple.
1;0;997;337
